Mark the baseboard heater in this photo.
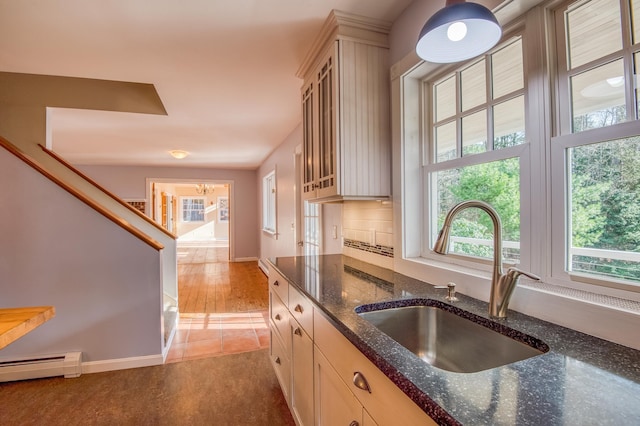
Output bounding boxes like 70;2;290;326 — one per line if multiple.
0;352;82;382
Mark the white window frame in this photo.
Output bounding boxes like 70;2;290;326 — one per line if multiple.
262;169;277;237
550;0;640;294
180;196;206;223
421;35;529;269
392;0;640;350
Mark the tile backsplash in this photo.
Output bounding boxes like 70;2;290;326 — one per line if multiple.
342;200;394;260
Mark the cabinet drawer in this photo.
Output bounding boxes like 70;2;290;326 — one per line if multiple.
270;327;291;404
269;267;288;305
270;291;290;351
314;312;436;426
288;285;314;338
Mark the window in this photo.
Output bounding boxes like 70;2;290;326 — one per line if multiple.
425;37;525;265
553;0;640;285
262;170;277;235
403;0;640;292
181;197;205;222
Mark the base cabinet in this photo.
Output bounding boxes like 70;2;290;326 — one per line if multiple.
268;264;436;426
270;327;291;403
315;346;378;426
290;317;314;426
314;312;437;426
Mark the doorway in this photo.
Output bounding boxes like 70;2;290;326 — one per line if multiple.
148;179;231;259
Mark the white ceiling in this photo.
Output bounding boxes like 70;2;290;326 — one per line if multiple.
0;0;414;169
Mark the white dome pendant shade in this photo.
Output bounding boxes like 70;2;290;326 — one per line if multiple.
416;0;502;63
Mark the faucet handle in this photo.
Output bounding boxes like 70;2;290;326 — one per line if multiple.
505;267;541;281
434;282;458;302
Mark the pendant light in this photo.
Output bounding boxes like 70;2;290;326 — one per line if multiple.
416;0;502;63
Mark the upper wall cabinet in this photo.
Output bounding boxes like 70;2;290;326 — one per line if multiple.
297;10;391;202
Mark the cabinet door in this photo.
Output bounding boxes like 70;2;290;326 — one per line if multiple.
270;327;291;404
290;318;314;426
316;43;338;199
315;346;363;426
302;79;317;200
362;409;378;426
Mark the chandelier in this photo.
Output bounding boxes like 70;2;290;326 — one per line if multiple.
195;184;215;195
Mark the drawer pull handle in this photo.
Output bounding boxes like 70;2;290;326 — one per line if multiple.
294;327;303;336
275;356;281;365
294;304;303;313
273;280;280;286
349;422;359;426
275;314;281;321
353;371;371;393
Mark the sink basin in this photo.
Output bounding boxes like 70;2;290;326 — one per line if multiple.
356;300;548;373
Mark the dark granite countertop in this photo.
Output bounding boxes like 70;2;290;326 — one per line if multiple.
268;254;640;426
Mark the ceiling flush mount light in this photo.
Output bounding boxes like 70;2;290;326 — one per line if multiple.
169;150;189;159
416;0;502;63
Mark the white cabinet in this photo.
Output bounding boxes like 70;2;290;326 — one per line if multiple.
315;346;378;426
269;269;291;403
269;263;436;426
288;283;315;426
290;317;314;426
314;311;437;426
268;264;315;426
298;10;391;202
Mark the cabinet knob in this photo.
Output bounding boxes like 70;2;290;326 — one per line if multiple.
349;422;359;426
294;327;303;336
294;304;304;314
275;314;281;321
274;356;281;365
352;371;371;393
273;280;280;286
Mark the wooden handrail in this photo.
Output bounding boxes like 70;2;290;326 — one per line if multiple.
38;143;176;240
0;136;164;250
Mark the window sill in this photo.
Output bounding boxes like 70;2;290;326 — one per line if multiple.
395;256;640;351
262;229;278;240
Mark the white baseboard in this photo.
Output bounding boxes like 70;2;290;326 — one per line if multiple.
233;256;258;262
258;258;269;275
162;317;179;362
82;354;164;374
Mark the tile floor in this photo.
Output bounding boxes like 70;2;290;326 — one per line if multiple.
166;310;270;363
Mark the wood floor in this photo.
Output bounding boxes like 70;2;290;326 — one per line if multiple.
167;246;270;363
176;246;268;313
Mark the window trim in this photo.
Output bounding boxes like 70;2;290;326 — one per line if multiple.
550;120;640;293
550;0;640;292
180;196;206;223
392;0;640;352
420;31;531;271
262;169;277;237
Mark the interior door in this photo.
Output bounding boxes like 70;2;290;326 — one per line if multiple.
161;191;168;229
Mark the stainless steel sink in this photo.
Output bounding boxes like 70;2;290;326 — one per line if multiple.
357;301;548;373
